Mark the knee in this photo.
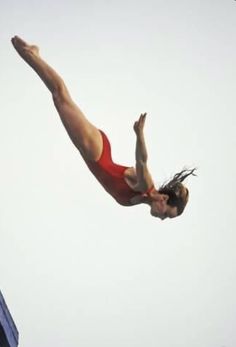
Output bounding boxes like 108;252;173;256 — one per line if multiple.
52;83;71;105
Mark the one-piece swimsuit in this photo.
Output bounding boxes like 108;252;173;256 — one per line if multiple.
83;130;153;206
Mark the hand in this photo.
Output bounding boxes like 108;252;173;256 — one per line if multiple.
133;113;147;135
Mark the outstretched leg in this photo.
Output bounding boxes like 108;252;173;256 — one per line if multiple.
11;36;103;161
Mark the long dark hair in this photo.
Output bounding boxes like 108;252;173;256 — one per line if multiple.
159;168;197;215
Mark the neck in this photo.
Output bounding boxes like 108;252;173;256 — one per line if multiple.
143;189;162;206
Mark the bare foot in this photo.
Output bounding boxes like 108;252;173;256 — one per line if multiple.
11;36;39;62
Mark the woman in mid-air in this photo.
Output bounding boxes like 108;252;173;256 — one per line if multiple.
11;36;196;220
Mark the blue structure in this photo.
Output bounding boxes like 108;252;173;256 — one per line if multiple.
0;291;19;347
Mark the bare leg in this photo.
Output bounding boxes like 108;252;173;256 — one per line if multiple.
11;36;103;161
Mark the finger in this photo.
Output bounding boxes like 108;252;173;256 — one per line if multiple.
140;113;146;124
140;113;147;121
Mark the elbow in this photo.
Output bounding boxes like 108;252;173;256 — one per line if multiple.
136;159;147;166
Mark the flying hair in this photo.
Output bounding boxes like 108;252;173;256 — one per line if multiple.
159;168;197;215
163;168;197;189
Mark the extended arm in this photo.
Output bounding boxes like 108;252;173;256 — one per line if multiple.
133;114;154;192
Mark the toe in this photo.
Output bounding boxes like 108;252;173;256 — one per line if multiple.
15;36;26;45
11;37;16;46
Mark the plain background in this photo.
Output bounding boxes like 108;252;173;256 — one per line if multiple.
1;1;236;346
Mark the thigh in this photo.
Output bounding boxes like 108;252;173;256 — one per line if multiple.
53;96;103;161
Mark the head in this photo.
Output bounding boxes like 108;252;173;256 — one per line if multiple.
150;168;196;220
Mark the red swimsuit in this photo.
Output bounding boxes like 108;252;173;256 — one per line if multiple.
84;130;149;206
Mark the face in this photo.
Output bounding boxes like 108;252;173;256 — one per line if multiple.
150;194;178;220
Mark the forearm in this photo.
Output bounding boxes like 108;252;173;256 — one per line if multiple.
133;115;154;190
135;132;148;163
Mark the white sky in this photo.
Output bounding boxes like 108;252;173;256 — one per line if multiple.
1;0;236;346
